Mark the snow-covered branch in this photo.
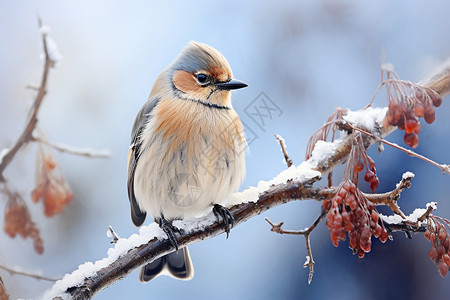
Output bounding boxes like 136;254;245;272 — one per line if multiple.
46;58;450;299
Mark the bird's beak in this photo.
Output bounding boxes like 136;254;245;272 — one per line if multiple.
216;79;248;90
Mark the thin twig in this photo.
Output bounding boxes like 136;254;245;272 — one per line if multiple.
418;205;435;222
0;264;59;282
363;172;415;219
0;276;9;300
265;210;331;284
350;125;449;175
275;134;293;167
0;21;53;182
32;136;110;158
108;226;120;244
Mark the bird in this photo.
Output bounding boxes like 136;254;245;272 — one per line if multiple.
127;41;248;282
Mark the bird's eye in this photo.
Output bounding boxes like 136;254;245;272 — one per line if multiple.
196;73;209;84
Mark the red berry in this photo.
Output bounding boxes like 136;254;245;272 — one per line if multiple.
397;101;407;114
354;160;364;173
443;237;449;250
405;118;418;134
438;229;447;242
384;109;396;126
333;195;343;206
388;101;398;112
371;210;379;222
424;105;436;124
364;170;375;183
370;178;380;193
424;230;431;241
413;102;425;118
443;254;450;266
404;133;419;148
437;245;446;258
438;260;448;277
429;246;439;261
338;187;347;198
431;92;442;107
379;230;388;243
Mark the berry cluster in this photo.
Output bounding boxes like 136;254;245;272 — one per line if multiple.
324;180;388;258
31;154;73;217
3;195;43;254
384;88;442;148
424;216;450;277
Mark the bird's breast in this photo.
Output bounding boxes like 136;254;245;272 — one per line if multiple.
134;98;246;219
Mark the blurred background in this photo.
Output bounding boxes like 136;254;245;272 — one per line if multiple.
1;1;450;299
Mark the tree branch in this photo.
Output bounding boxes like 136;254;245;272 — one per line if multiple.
46;59;450;299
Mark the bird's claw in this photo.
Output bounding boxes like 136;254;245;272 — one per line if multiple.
159;217;180;251
213;204;234;239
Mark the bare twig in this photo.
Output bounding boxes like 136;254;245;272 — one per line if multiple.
108;226;120;244
0;21;53;183
350;125;450;175
275;134;293;167
265;209;327;284
0;264;58;282
32;136;110;158
0;276;9;300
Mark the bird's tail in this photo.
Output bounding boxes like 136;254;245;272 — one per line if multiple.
139;246;194;282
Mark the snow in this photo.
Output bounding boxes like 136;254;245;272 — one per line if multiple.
303;255;311;267
396;171;415;189
39;24;63;64
45;35;63;64
227;162;321;206
402;171;415;180
382;62;395;73
0;148;9;164
343;107;388;131
43;223;165;299
380;202;437;225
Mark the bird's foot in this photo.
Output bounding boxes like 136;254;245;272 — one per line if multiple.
158;216;180;251
213;204;234;239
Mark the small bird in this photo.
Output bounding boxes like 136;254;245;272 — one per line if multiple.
127;41;247;282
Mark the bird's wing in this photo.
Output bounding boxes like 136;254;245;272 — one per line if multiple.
127;96;160;227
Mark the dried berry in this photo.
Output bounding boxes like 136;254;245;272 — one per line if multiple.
325;180;388;258
31;152;73;217
403;133;419;148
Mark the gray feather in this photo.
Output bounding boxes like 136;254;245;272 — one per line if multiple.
128;96;161;227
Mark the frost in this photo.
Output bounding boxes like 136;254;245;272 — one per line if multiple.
106;228;112;238
343;107;388;131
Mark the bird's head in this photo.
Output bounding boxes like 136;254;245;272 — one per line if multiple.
155;41;247;108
